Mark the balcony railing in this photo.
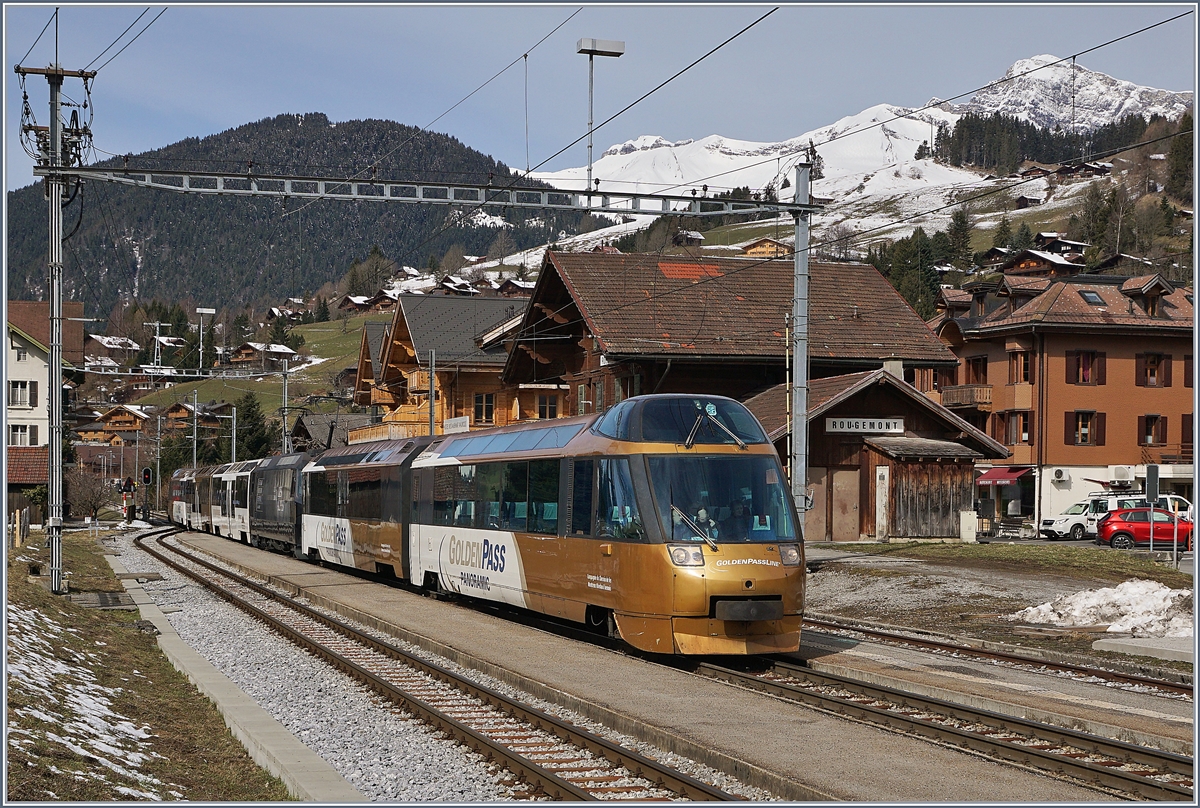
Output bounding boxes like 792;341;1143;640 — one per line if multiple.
940;384;993;409
1141;443;1194;465
404;368;431;394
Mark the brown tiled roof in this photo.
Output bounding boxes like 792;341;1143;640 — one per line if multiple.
974;277;1192;332
6;446;49;485
742;370;1007;459
864;436;982;459
547;253;955;363
7;300;85;365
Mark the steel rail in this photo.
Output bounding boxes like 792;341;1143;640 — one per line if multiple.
803;616;1193;695
136;532;739;801
698;661;1193;801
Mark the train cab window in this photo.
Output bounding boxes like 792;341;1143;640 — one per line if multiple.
528;459;559;535
595;458;644;541
570;459;595;536
649;455;796;543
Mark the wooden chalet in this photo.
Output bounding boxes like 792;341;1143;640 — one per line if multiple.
502;252;959;416
741;237;790;258
744;370;1007;542
230;342;298;370
350;294;526;440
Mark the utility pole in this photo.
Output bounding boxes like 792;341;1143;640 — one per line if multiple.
231;406;237;463
15;62;96;595
577;38;625;203
155;415;162;512
196;307;215;374
791;161;812;530
282;360;290;453
429;349;436;436
192;390;198;468
144;321;165;367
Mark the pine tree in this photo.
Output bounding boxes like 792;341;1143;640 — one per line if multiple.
992;216;1012;249
1164;112;1193;201
314;296;330;322
947;207;973;269
234;391;277;460
1010;222;1035;252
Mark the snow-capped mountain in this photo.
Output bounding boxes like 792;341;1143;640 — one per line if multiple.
533;55;1190;197
955;55;1193;132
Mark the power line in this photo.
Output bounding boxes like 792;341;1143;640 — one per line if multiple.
284;7;582;219
93;7;166;73
18;9;57;66
85;8;149;70
655;9;1195;197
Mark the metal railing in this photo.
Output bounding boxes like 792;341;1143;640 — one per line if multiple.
1141;443;1195;465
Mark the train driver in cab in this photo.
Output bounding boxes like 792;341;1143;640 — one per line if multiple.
721;499;751;541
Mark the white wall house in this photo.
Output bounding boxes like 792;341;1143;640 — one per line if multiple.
6;323;50;447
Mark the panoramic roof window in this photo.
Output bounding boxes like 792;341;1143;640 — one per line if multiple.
595;396;767;444
1078;290;1105;306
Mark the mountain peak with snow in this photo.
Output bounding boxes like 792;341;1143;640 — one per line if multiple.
957;54;1192;131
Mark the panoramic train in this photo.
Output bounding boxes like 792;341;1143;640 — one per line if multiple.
169;394;806;654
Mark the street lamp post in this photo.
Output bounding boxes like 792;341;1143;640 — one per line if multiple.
576;38;625;201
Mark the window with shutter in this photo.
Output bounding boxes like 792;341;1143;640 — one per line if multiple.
29;425;38;446
29;380;37;407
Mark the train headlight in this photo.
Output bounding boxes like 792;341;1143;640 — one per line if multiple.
779;544;801;567
668;544;705;567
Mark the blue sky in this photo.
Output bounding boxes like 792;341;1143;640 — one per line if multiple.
4;3;1195;192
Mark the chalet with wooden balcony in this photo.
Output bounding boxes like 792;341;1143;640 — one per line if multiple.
229;342;298;370
349;294;525;440
926;272;1193;522
502;252;958;419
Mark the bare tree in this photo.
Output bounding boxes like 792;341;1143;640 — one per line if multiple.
66;470;118;520
817;222;858;261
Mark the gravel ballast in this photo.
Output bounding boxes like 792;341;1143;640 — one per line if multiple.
115;529;776;801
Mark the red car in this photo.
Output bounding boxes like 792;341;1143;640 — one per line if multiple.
1097;508;1193;551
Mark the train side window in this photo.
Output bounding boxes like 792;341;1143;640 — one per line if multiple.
381;466;403;523
433;466;455;526
336;471;349;519
596;458;645;541
528;459;559;535
474;463;502;529
570;459;595;536
454;465;477;527
348;467;382;520
502;462;529;531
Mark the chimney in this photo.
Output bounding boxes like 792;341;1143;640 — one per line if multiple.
882;359;904;378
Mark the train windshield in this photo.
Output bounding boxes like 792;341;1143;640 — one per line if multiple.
648;455;797;544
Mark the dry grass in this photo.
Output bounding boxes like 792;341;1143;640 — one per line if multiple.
6;529;293;801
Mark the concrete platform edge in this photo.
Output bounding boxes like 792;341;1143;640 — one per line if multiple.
104;551;366;803
190;539;837;802
804;658;1193;757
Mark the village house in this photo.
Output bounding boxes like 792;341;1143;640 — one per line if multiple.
289;411;375;452
350;294;525;440
744;370;1008;542
741;237;790;258
163;400;231;433
7;300;84;447
925;272;1193;524
7;446;49;524
501;252;959;417
85;333;140;363
229;341;298;370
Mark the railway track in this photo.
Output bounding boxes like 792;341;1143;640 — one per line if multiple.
697;659;1194;801
134;529;743;802
803;616;1193;696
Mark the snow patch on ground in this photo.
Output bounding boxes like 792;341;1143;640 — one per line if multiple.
6;603;172;799
1005;580;1193;638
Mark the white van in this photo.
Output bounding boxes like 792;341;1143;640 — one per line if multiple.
1041;491;1191;540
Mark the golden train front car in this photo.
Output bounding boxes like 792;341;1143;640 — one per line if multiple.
583;395;805;655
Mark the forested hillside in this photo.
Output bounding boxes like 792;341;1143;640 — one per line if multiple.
7;113;583;314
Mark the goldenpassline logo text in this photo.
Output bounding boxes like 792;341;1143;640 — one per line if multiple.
715;558;780;567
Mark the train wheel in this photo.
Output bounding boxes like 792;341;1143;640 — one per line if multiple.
586;605;616;639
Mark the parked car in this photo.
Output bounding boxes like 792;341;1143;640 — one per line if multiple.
1039;501;1090;540
1085;492;1191;536
1096;507;1193;551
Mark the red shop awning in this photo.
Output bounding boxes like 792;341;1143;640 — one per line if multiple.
976;466;1032;486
